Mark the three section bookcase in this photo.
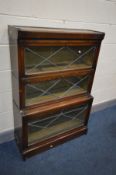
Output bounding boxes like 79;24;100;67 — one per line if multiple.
8;26;104;159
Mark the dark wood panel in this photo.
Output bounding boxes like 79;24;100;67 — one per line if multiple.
12;74;20;107
8;26;105;40
22;69;94;83
24;93;90;111
13;102;23;151
23;126;87;159
84;99;93;125
8;26;19;78
23;95;93;119
8;27;20;108
19;39;101;47
22;117;28;149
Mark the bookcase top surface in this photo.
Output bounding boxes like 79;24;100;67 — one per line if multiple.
8;25;105;40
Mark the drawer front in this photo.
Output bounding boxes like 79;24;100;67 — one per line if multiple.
24;45;96;75
24;73;92;107
27;101;92;146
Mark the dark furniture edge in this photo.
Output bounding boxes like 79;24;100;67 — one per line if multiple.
8;25;105;40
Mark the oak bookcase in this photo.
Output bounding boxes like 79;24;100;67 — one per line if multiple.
8;26;104;159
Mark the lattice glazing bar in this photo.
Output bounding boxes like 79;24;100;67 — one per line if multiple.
28;104;88;145
24;46;96;74
25;75;90;106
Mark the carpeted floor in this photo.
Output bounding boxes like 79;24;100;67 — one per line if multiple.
0;105;116;175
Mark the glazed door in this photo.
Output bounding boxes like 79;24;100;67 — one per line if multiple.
24;46;96;75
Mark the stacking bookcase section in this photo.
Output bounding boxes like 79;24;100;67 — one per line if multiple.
8;26;105;159
24;46;96;75
22;95;93;158
22;69;94;107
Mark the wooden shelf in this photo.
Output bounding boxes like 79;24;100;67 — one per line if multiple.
28;118;83;145
23;95;93;119
26;64;91;75
26;87;86;106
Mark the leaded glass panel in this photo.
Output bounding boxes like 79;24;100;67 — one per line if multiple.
25;75;90;106
28;104;88;144
25;46;96;74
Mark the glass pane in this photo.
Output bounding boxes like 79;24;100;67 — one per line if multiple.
25;46;96;74
28;104;88;145
25;75;90;106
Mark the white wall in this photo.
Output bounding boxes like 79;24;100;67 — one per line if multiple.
0;0;116;134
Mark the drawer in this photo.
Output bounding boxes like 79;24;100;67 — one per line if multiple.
22;72;93;107
25;97;93;146
24;45;97;75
